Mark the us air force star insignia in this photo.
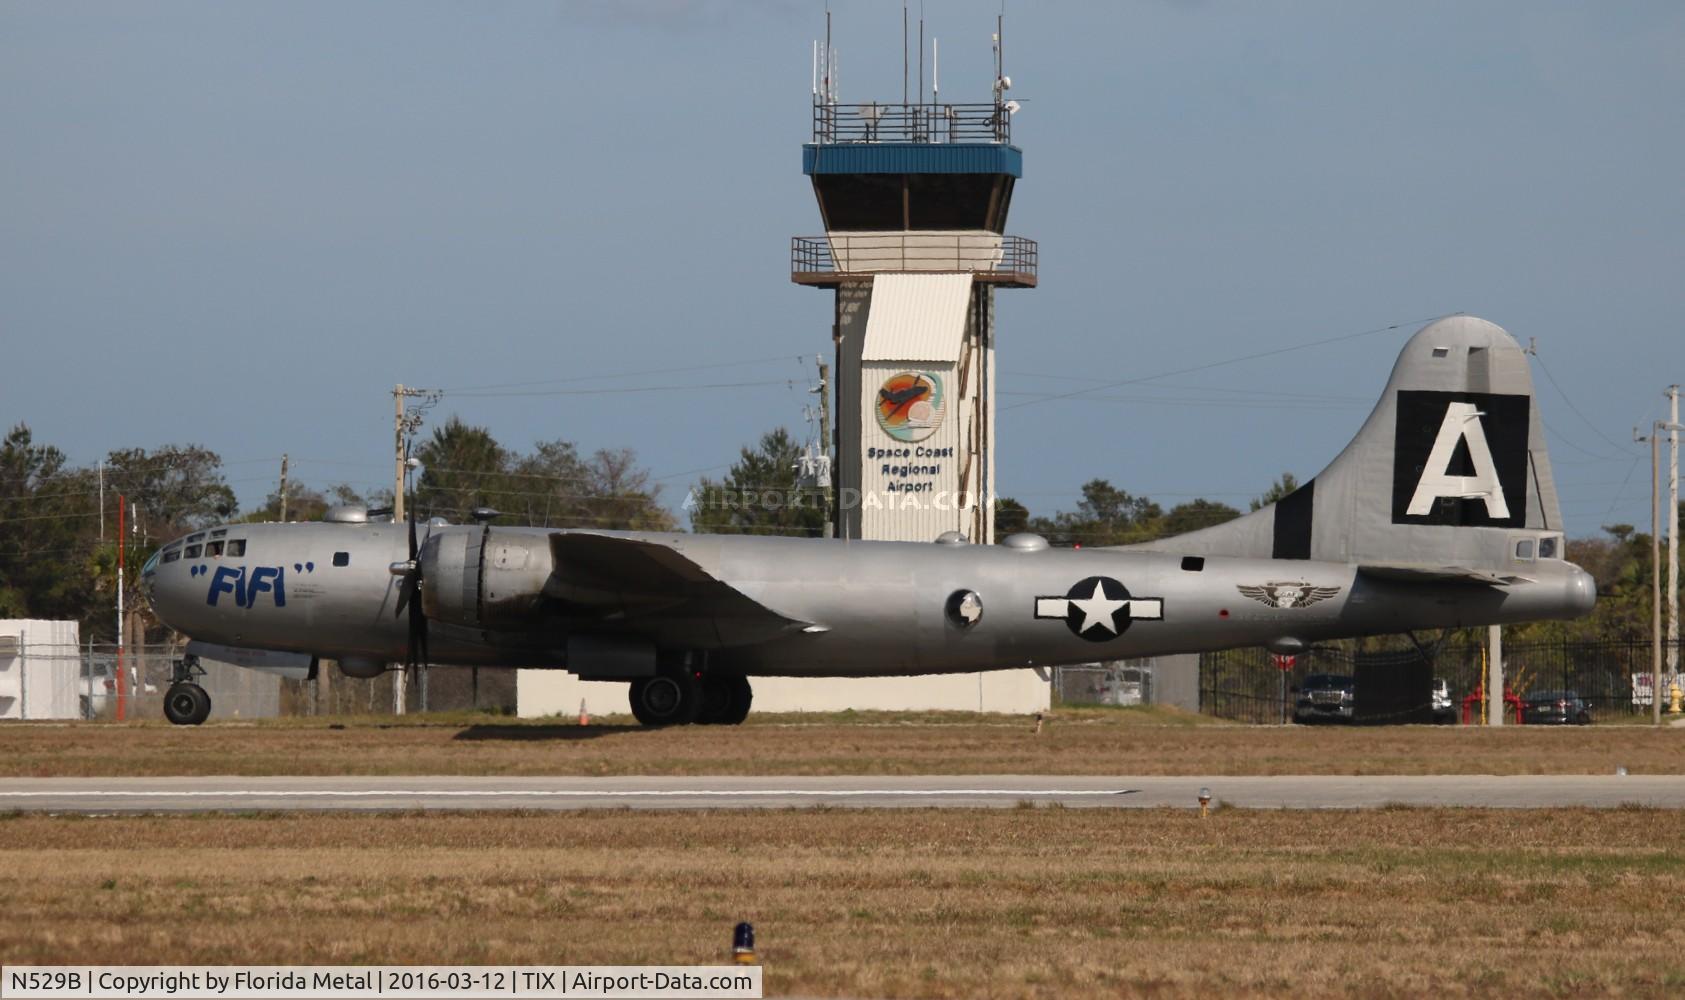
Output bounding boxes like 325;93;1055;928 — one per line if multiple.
1236;581;1342;609
1034;576;1164;642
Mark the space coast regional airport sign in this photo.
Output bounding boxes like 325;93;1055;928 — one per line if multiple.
872;371;950;495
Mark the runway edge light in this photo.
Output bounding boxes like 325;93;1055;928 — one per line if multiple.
733;921;756;965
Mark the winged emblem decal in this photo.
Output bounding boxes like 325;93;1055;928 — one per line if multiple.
1236;581;1342;609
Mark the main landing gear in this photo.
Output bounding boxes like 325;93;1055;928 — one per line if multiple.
163;654;212;726
628;657;752;727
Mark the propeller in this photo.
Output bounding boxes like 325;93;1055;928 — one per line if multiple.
390;506;428;691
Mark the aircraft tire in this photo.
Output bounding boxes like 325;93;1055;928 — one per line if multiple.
696;672;753;726
629;671;700;727
718;673;752;725
164;683;211;726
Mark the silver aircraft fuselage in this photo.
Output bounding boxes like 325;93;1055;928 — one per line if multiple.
145;521;1594;678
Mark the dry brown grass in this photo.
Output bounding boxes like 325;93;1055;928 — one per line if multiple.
0;708;1681;778
1;810;1681;997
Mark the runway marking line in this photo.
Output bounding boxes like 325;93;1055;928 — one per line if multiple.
0;788;1140;798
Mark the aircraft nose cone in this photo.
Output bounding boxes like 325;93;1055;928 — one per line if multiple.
1566;566;1596;616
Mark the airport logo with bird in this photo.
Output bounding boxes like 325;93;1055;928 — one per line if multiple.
875;372;945;443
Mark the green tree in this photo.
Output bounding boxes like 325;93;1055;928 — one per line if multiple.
1250;472;1300;511
1162;498;1242;536
413;417;512;519
1030;479;1163;546
104;444;236;533
578;447;676;531
0;425;96;621
994;497;1030;537
690;428;826;537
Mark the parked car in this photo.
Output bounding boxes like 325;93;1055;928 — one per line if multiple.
1521;689;1592;725
1294;674;1356;723
1431;678;1457;724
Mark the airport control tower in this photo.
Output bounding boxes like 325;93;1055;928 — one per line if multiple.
793;32;1035;544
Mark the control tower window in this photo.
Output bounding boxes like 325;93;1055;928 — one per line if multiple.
908;174;1000;230
814;174;906;230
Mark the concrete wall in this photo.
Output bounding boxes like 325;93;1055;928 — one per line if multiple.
518;668;1051;719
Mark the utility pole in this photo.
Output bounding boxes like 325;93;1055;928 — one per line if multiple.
1668;385;1680;680
390;384;441;716
278;453;290;522
98;462;105;540
394;385;408;523
817;357;833;537
1642;424;1661;725
1487;624;1503;727
116;494;126;723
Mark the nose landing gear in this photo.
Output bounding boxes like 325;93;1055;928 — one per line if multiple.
163;654;212;726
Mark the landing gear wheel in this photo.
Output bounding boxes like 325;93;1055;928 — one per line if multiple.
696;672;752;725
164;683;211;726
629;670;700;727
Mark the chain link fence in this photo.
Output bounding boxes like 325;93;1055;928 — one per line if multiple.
1201;639;1685;724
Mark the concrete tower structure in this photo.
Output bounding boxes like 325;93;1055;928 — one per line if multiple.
793;39;1036;544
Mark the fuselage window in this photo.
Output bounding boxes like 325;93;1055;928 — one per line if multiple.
332;551;350;567
184;544;203;558
205;540;225;558
1515;539;1535;560
226;539;246;557
162;550;181;564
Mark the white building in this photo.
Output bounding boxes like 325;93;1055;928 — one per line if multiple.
0;620;82;720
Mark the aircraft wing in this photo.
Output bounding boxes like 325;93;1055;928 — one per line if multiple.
544;532;811;646
1357;563;1535;586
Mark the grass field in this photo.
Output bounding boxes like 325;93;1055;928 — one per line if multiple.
2;707;1681;778
1;809;1681;997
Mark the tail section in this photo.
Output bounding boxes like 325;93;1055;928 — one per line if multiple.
1138;315;1563;575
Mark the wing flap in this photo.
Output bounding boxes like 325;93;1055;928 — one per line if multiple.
546;532;809;646
1358;563;1533;586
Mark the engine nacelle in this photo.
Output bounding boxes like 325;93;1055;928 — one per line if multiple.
337;655;387;679
419;527;553;629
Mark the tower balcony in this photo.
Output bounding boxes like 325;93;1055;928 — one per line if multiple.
813;101;1012;145
791;233;1037;288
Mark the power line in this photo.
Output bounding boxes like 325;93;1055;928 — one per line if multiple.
437;354;805;393
1002;314;1445;412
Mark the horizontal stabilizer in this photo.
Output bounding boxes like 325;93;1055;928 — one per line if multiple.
546;532;809;647
1357;563;1533;586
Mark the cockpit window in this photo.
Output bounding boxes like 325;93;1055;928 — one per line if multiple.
183;544;203;558
210;528;227;538
226;539;246;557
1539;536;1559;559
162;550;181;564
187;532;206;543
332;551;350;567
204;540;224;558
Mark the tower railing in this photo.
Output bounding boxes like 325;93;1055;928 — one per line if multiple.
812;101;1011;145
791;233;1037;287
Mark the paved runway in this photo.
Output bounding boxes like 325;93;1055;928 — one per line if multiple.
1;774;1682;812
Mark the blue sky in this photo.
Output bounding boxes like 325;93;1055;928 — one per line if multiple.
3;1;1681;537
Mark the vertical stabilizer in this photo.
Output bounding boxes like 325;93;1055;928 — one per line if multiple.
1133;316;1564;572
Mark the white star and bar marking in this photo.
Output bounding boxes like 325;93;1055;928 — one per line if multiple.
1035;576;1164;641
